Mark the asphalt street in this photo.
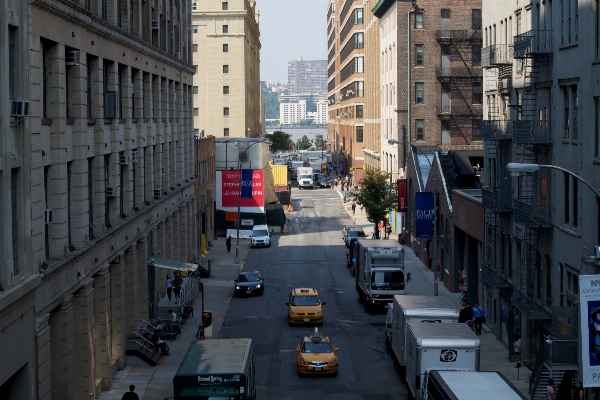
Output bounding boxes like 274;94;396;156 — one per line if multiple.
219;186;408;399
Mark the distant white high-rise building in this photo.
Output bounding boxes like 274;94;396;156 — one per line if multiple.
280;100;307;125
315;101;328;124
287;57;328;94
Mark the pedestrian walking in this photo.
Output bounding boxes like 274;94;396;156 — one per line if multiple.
351;202;356;215
576;382;584;400
165;274;173;302
173;271;183;305
472;303;486;335
168;309;178;340
226;236;232;253
546;379;556;400
385;223;392;239
458;303;474;323
121;385;139;400
511;333;522;367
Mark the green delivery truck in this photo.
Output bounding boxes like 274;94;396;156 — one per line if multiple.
173;338;256;400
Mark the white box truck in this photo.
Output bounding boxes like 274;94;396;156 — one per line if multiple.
386;295;459;370
405;323;480;400
297;167;314;189
426;370;527;400
355;239;405;313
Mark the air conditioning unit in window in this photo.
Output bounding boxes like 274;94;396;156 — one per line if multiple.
106;186;116;197
66;50;80;66
10;100;29;117
152;12;159;30
104;91;120;119
45;209;53;224
131;151;137;162
192;2;197;11
175;52;181;60
120;155;129;165
153;188;162;199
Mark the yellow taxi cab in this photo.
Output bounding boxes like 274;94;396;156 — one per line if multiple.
295;328;339;376
286;288;325;326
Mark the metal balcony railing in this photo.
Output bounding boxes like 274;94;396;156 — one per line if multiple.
512;120;552;143
436;105;483;117
482;263;512;289
482;44;514;67
435;30;483;41
482;187;512;212
436;67;483;79
513;198;552;228
514;289;552;320
513;30;553;58
480;120;512;140
543;339;579;366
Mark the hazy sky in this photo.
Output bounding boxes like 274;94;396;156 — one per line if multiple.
258;0;329;83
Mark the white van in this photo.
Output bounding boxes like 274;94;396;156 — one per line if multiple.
251;224;270;247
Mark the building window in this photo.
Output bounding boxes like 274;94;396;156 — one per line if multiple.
223;86;230;94
573;86;579;140
192;2;197;11
11;168;19;275
224;128;230;136
355;8;364;24
597;0;600;57
564;171;570;224
356;126;363;142
472;9;482;29
194;129;199;136
222;2;228;10
193;108;199;116
415;13;423;29
415;82;424;104
223;25;229;34
223;43;229;52
223;65;229;73
540;178;547;206
415;44;424;66
8;26;16;99
193;86;198;94
193;44;198;52
472;82;483;104
564;86;570;139
472;46;481;66
595;97;600;158
415;120;424;140
192;25;198;33
356;105;363;118
223;107;229;116
88;159;94;239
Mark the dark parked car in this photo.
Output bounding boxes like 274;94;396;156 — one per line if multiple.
317;175;331;188
345;228;366;247
235;271;264;297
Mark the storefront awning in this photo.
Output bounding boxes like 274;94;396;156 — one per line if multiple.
148;256;197;271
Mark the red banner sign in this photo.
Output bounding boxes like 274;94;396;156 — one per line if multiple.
220;170;264;208
397;179;408;212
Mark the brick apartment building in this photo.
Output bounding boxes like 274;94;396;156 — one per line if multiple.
0;1;215;398
327;0;366;182
372;0;484;180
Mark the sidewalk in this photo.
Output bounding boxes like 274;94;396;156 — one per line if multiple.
98;239;250;400
339;191;531;397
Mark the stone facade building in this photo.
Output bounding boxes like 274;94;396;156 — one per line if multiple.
192;0;263;138
0;0;215;398
327;0;366;182
481;0;600;394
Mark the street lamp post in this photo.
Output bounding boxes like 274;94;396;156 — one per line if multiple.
506;163;600;198
389;139;439;296
234;139;272;264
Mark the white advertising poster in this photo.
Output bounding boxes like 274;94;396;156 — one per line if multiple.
579;275;600;387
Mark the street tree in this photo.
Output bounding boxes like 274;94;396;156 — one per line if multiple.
346;169;397;239
296;135;311;151
264;131;292;152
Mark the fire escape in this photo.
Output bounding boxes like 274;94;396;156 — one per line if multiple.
480;43;513;294
511;29;553;322
435;27;483;145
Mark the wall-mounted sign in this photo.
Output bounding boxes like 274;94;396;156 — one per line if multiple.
241;219;254;226
415;192;433;239
397;179;407;212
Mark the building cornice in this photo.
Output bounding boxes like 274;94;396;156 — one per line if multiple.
371;0;396;18
32;0;196;75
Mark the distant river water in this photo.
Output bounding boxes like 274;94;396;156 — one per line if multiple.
265;127;328;143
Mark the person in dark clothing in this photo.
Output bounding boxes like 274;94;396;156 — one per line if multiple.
150;330;169;356
226;236;232;253
121;385;139;400
459;303;474;323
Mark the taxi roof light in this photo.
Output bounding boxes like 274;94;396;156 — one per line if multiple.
310;327;323;341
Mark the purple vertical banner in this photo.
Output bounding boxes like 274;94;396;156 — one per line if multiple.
241;169;253;199
415;192;433;239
